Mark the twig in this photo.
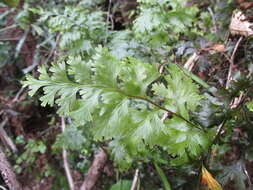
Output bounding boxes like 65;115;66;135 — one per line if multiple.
243;163;252;189
80;148;108;190
130;169;139;190
22;36;53;74
212;119;227;145
105;0;112;43
106;0;112;26
61;117;75;190
183;52;199;72
0;118;17;153
0;185;7;190
0;145;23;190
0;38;20;41
45;34;60;64
15;29;30;58
230;91;244;109
0;24;17;33
226;36;243;88
12;87;25;103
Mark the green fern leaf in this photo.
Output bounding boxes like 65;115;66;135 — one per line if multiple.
23;48;211;169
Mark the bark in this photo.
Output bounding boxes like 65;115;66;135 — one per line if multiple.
0;145;23;190
80;149;108;190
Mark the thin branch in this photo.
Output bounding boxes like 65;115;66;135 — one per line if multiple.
61;117;75;190
0;145;23;190
22;36;53;74
212;119;227;146
226;36;243;88
0;38;20;41
183;52;199;72
0;185;7;190
15;29;30;58
243;163;252;189
230;91;244;109
105;0;112;43
45;34;60;64
12;87;25;103
0;118;17;153
130;169;139;190
80;148;108;190
231;37;243;64
0;24;17;33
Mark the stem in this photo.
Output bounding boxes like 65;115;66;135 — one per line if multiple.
39;81;202;130
212;119;227;145
205;119;227;166
105;0;112;43
126;94;202;130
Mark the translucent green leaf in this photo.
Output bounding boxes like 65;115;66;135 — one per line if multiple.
94;47;120;88
153;64;203;120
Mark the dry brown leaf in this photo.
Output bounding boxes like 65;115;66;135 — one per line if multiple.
201;166;223;190
229;11;253;36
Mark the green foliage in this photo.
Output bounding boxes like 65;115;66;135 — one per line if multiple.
53;125;85;151
193;94;226;128
14;138;46;173
0;0;19;7
15;4;33;29
109;180;132;190
39;6;107;54
219;161;248;190
134;0;199;44
23;46;211;169
108;31;139;59
153;65;203;120
0;42;12;68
